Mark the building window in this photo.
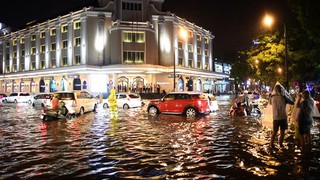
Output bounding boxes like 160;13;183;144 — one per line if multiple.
20;37;25;44
40;31;46;38
13;39;17;46
188;31;193;38
31;61;36;70
31;47;36;55
197;47;201;55
31;35;36;41
50;28;56;36
40;45;45;53
62;57;68;66
51;43;56;51
205;49;209;56
5;65;9;73
197;34;201;41
61;24;68;33
40;60;45;69
13;51;17;58
123;32;145;43
21;50;25;57
62;40;68;49
12;65;17;72
51;58;56;68
205;62;209;70
74;21;81;30
123;51;144;63
197;61;202;69
122;2;142;11
178;57;183;66
74;37;81;46
205;37;209;44
188;59;193;68
75;55;81;65
178;41;183;50
6;42;9;47
20;62;25;71
188;44;193;53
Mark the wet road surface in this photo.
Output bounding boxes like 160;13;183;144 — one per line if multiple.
0;95;320;179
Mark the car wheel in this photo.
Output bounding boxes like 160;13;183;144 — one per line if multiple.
32;103;35;107
103;103;109;108
93;104;97;112
14;99;17;103
123;104;130;109
185;107;197;118
28;100;32;104
79;107;85;116
148;106;159;115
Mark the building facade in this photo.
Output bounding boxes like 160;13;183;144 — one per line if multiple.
0;0;229;95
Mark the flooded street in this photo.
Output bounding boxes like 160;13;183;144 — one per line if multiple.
1;95;320;179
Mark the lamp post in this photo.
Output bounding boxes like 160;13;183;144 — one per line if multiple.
263;14;288;91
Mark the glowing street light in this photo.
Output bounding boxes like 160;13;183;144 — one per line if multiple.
263;14;288;90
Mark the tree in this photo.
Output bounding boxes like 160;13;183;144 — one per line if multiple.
230;54;250;92
287;0;320;44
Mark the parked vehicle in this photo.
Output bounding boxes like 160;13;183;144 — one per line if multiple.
0;93;8;102
201;93;219;112
6;92;32;103
51;91;97;115
147;92;210;117
32;93;53;107
102;92;142;109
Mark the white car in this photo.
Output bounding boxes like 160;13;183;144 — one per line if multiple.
201;93;219;112
103;92;142;109
52;91;97;115
32;93;53;107
0;93;8;102
6;92;32;103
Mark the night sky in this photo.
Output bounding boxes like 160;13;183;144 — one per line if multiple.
0;0;297;61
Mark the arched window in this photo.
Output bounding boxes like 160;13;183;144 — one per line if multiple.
118;76;129;92
132;76;144;93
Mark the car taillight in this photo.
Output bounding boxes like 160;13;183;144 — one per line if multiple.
72;100;77;107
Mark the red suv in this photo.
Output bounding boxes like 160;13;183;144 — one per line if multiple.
147;92;210;117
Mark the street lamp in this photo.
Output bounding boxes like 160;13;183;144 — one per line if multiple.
263;14;288;91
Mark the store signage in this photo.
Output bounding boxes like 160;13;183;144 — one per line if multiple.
68;74;79;79
168;74;180;78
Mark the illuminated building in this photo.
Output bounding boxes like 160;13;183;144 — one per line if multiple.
0;0;229;95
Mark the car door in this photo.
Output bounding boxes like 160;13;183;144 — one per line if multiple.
158;94;178;113
117;94;126;108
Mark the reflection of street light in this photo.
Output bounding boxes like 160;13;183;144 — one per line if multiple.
278;67;282;73
263;14;288;90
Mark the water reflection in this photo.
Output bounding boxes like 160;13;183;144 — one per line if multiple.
0;96;319;179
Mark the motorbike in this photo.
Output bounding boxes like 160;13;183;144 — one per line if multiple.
230;102;262;117
40;101;71;121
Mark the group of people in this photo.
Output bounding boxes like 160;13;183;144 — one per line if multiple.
269;84;314;150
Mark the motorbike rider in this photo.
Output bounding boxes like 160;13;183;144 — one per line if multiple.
51;94;59;112
241;90;251;115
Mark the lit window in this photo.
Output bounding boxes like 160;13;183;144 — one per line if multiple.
62;40;68;49
13;51;17;58
6;42;9;47
123;31;145;43
178;57;183;66
50;28;56;36
31;47;36;55
61;24;68;33
51;43;56;51
12;65;17;72
188;44;193;53
178;41;183;50
5;65;9;73
20;62;25;71
188;59;193;68
40;45;45;53
74;21;81;30
188;31;193;38
13;39;17;46
205;49;209;56
205;37;209;44
205;62;209;70
62;57;68;66
21;50;25;57
123;51;144;63
197;61;202;69
197;34;201;41
197;47;201;55
31;61;36;70
40;60;45;69
20;37;25;44
31;35;36;41
74;37;81;46
122;2;142;11
40;31;46;38
75;55;81;65
51;58;56;68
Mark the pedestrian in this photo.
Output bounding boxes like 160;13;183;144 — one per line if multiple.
296;90;314;148
269;84;294;148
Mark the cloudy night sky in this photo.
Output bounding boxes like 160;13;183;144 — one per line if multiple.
0;0;298;61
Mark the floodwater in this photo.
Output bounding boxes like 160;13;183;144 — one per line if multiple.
0;95;319;179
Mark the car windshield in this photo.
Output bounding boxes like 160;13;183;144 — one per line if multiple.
20;93;30;96
56;93;75;100
129;94;140;98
